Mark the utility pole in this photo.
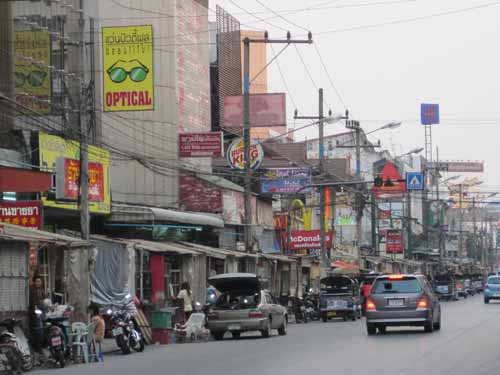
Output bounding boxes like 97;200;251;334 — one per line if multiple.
294;88;328;266
435;148;443;265
458;184;464;257
242;32;312;254
78;10;89;241
345;119;363;267
473;196;477;261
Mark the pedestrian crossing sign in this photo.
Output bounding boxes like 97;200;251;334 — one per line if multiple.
406;172;424;191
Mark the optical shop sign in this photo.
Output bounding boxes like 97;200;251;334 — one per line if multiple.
102;26;154;111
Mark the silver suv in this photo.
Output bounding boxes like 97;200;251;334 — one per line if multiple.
365;274;441;335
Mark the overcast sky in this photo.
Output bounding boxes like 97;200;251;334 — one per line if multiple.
211;0;500;189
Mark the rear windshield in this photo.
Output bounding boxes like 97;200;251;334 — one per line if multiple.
371;278;422;294
488;277;500;285
215;290;260;309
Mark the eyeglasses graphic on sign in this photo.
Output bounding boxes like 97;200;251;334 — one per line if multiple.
14;70;47;88
107;59;149;83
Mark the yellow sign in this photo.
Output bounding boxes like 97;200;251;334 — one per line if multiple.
102;26;154;112
38;132;111;214
14;31;51;114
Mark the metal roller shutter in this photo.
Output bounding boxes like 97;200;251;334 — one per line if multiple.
0;242;29;312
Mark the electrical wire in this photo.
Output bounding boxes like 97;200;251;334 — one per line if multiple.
270;44;297;111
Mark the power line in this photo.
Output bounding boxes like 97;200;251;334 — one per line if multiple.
313;1;500;36
254;0;310;32
313;43;348;111
270;44;297;111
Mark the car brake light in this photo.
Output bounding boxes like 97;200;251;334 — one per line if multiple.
388;275;404;280
366;299;376;311
207;312;219;320
249;311;264;319
417;298;428;308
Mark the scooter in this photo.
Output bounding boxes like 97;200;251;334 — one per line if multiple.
108;309;144;355
36;309;66;368
304;294;320;322
292;297;308;323
0;318;34;372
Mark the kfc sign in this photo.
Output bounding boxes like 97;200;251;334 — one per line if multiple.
289;230;333;250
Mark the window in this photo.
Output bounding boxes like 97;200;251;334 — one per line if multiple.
135;251;151;302
372;277;422;294
165;256;181;299
488;277;500;285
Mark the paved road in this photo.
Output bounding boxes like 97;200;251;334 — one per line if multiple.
35;295;500;375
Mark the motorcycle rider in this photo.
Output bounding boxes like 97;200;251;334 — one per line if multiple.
29;275;47;363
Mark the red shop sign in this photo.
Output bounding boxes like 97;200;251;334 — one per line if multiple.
0;201;41;229
386;230;404;253
56;158;104;202
179;132;223;158
289;230;333;251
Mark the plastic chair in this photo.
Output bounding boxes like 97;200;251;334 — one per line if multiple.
71;322;89;364
87;323;103;363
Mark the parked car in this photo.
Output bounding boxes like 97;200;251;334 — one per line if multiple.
365;274;441;335
484;275;500;303
206;273;288;340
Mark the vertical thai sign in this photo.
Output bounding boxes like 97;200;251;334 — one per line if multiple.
102;26;154;112
14;31;51;114
386;230;404;253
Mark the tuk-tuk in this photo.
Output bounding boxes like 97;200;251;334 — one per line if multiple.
319;275;362;322
434;274;458;301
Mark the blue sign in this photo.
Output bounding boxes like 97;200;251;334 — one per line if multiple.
261;168;311;194
406;172;424;191
421;103;440;125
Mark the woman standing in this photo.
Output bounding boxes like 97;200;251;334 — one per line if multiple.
177;282;193;321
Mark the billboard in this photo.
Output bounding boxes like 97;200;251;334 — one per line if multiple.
0;202;41;229
227;138;264;170
223;93;286;127
421;103;439;125
14;31;51;114
288;230;334;250
38;132;110;214
102;26;154;112
179;132;223;157
426;161;484;173
54;158;105;202
386;230;404;253
261;168;311;194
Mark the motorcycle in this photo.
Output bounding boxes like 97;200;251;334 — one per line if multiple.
0;318;34;372
292;297;308;323
108;308;144;355
36;309;66;368
304;293;320;322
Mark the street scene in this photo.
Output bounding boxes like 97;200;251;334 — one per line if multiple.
0;0;499;374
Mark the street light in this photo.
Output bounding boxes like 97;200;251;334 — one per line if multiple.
365;121;403;136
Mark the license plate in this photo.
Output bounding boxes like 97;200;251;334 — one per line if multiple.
228;324;241;331
112;327;123;337
388;299;404;307
327;312;337;317
51;337;62;346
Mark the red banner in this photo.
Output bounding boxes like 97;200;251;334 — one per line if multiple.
386;230;404;253
289;230;333;251
179;132;223;157
0;201;41;229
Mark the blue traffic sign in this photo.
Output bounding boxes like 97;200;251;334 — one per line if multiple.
406;172;424;191
421;103;440;125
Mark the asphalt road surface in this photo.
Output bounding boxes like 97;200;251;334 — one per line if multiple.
35;295;500;375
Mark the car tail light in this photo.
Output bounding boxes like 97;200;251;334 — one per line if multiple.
207;312;219;321
388;275;404;280
249;311;264;319
417;298;428;308
366;299;376;311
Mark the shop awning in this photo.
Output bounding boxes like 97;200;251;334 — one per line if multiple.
0;166;52;193
261;253;296;263
129;239;201;255
0;222;91;248
330;261;359;270
111;204;224;228
179;242;236;260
